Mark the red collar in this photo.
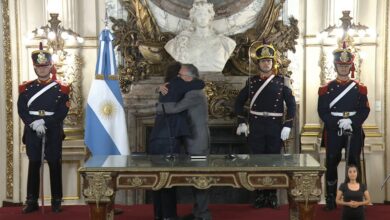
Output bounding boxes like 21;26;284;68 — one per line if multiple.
336;78;351;85
37;78;53;85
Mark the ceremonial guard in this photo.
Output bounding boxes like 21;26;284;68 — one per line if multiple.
318;43;370;211
235;41;296;208
18;43;70;213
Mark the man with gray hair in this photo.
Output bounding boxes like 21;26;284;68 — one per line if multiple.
157;64;211;220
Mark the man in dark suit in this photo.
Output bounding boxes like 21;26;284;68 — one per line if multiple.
18;43;70;213
156;64;211;220
235;41;296;208
318;43;370;210
150;62;205;220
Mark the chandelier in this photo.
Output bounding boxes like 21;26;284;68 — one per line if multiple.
28;13;84;63
317;11;375;40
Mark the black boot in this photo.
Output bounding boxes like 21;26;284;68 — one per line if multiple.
253;190;267;208
324;181;337;211
23;161;40;214
51;198;62;213
267;190;278;209
22;199;39;214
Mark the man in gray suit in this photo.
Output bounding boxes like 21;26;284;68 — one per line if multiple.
157;63;211;220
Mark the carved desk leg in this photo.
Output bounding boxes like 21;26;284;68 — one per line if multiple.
297;202;317;220
82;172;117;220
288;172;323;220
288;195;299;220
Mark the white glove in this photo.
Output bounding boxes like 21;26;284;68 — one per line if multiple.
338;118;353;131
236;123;249;137
29;119;45;131
280;127;291;141
35;124;46;136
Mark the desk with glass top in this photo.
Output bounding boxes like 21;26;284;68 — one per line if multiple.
79;154;325;220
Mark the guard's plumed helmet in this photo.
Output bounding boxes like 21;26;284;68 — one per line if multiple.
31;42;52;66
249;40;276;62
333;41;355;77
31;42;57;80
333;41;354;64
249;40;278;72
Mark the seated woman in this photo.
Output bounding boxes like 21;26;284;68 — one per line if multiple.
336;164;371;220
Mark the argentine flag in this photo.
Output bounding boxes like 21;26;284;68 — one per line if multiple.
85;29;130;155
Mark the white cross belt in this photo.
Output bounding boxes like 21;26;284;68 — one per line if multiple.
29;110;54;116
250;110;283;117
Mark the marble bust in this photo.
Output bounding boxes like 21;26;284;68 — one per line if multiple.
164;0;237;73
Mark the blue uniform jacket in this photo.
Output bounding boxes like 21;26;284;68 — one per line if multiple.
235;74;296;129
18;79;70;161
318;79;370;131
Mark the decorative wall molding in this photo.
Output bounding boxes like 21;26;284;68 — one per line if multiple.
2;0;14;200
58;54;84;140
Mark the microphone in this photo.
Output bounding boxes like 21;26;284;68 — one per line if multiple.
225;154;237;160
161;104;175;160
224;131;237;160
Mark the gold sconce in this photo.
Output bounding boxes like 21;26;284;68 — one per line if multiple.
317;11;376;43
317;10;376;84
28;13;84;64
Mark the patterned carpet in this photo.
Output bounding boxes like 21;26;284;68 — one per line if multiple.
0;204;388;220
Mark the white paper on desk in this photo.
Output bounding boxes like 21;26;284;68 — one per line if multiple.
190;155;207;161
102;155;127;167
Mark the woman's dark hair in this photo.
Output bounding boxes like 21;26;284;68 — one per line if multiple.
164;61;181;82
344;164;360;183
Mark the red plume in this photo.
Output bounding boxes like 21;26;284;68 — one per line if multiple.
51;65;57;80
350;64;355;78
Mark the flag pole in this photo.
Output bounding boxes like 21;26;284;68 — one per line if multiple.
104;7;109;29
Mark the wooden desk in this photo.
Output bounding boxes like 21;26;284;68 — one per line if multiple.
79;154;325;220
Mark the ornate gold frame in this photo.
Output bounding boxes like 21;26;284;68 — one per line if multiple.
110;0;299;93
2;0;14;200
57;54;84;139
